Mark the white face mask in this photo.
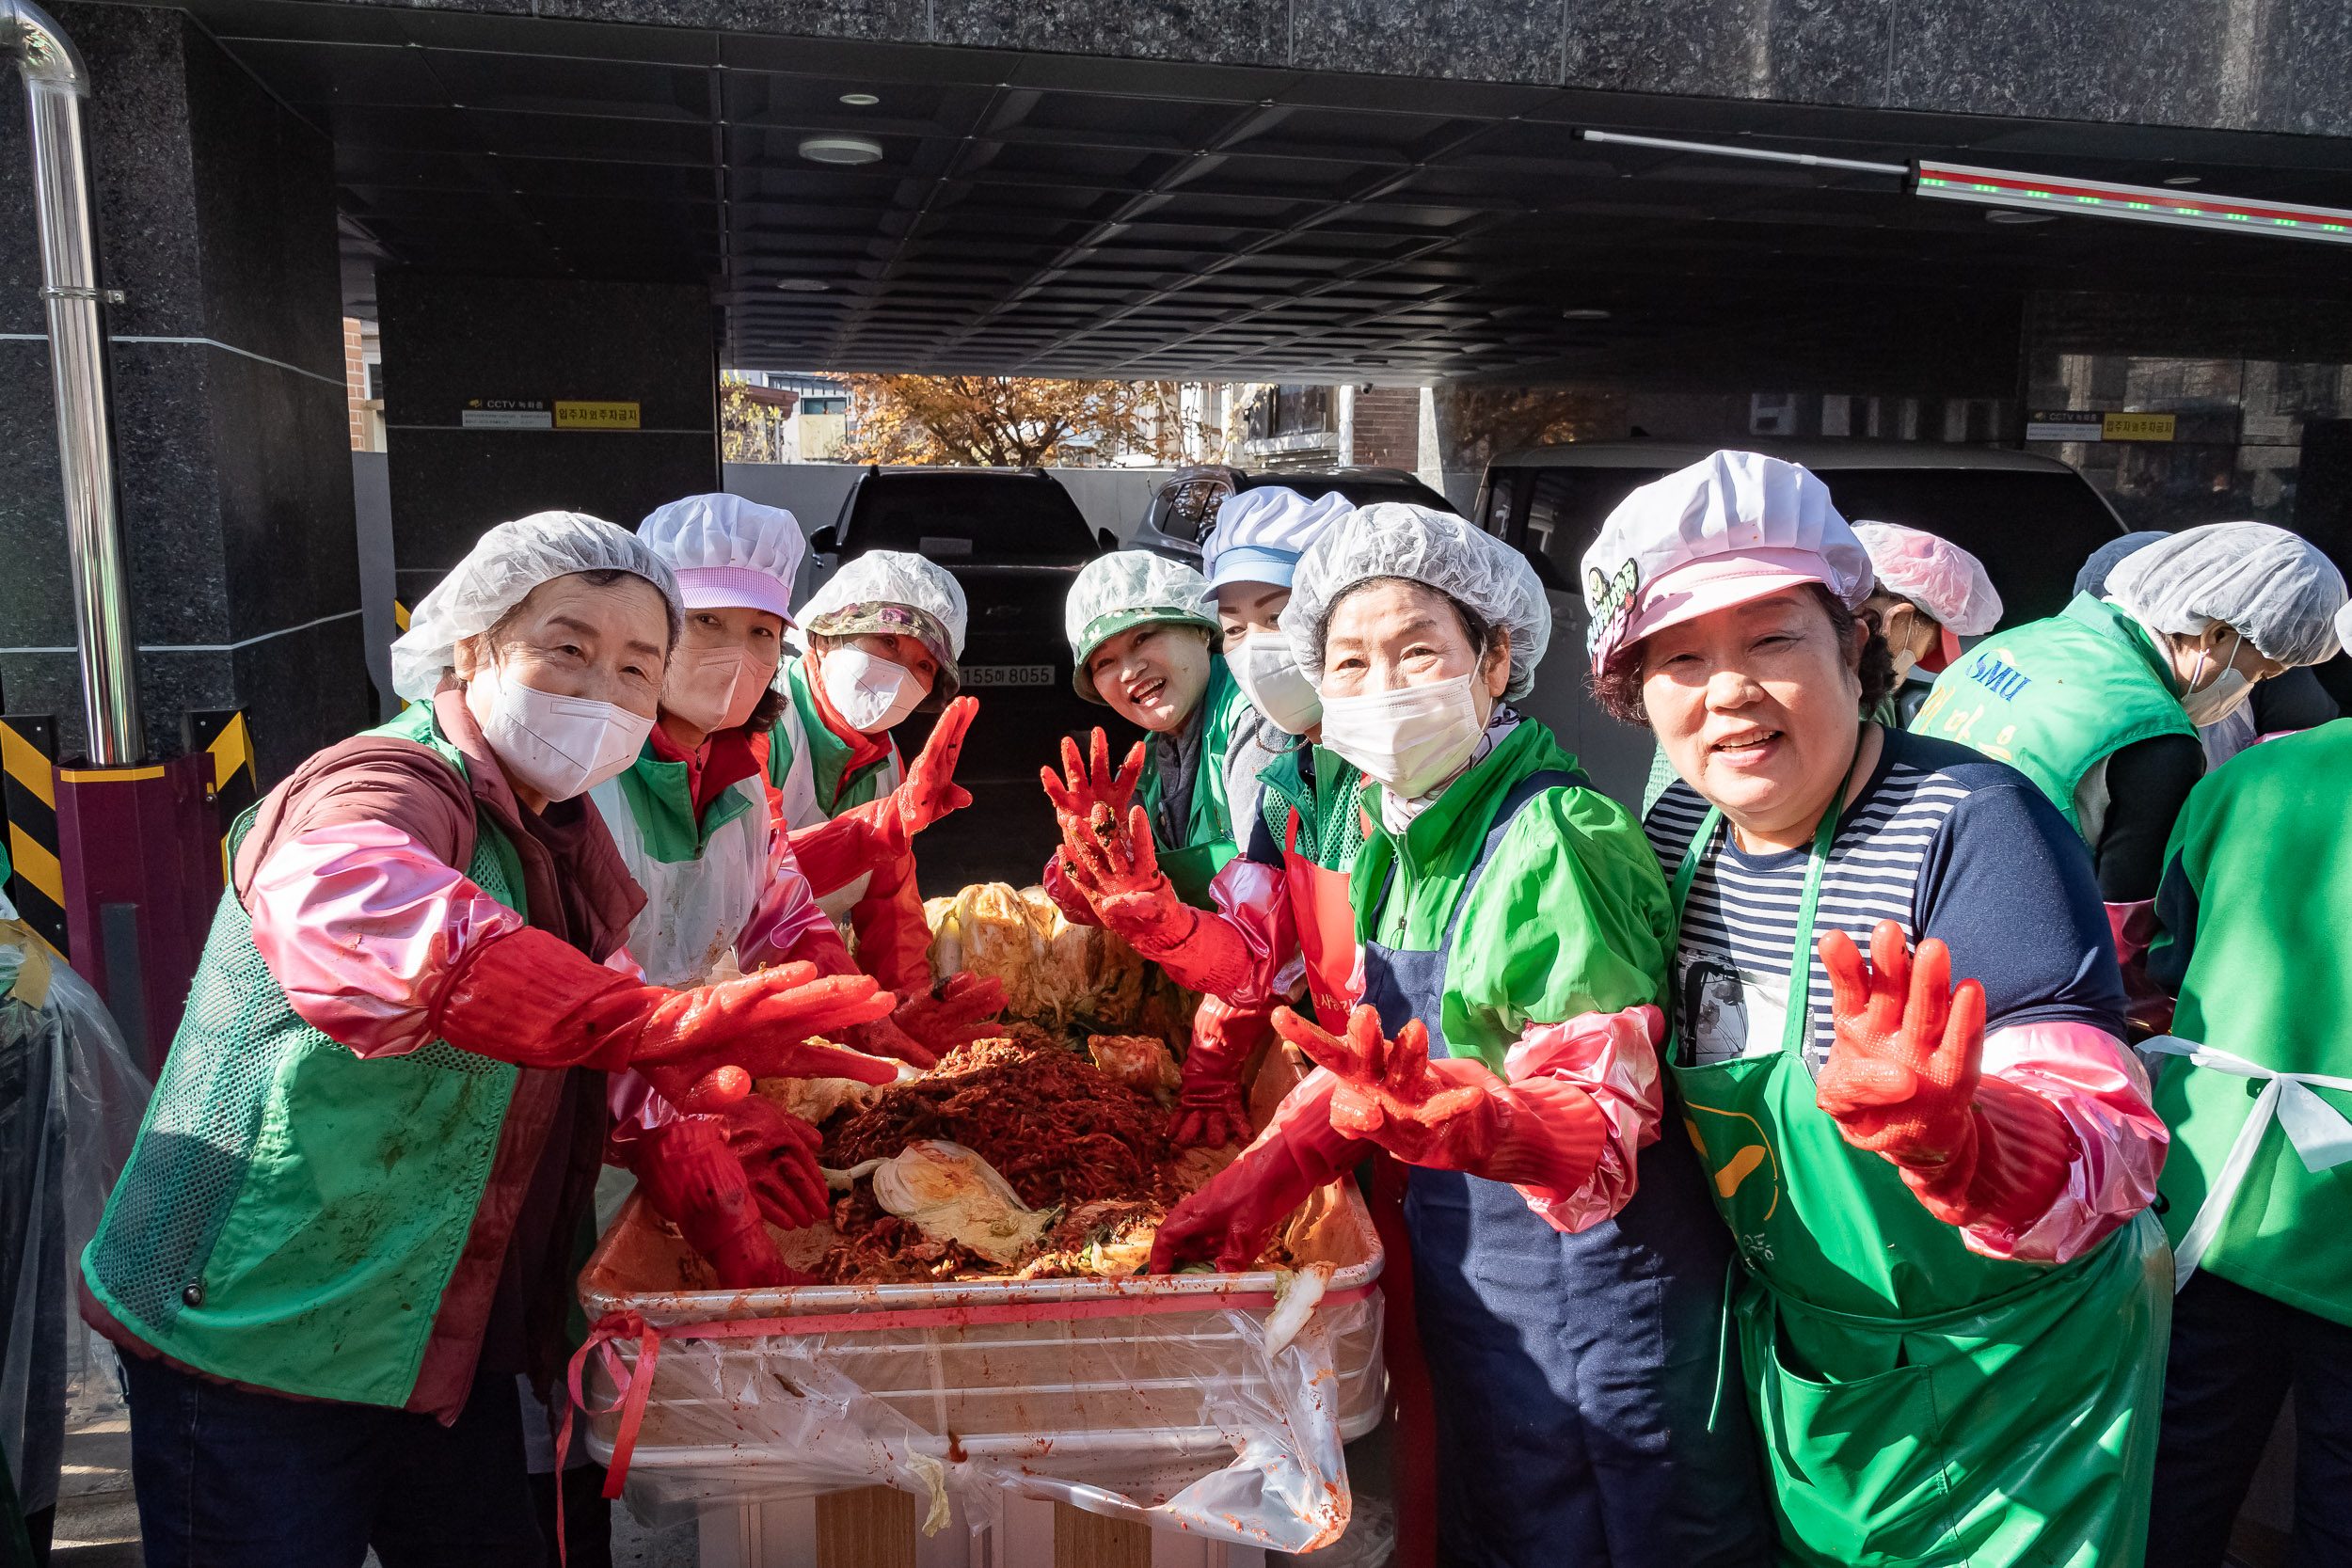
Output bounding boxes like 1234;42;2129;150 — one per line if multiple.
1224;632;1322;735
2181;630;2256;726
465;660;654;803
1318;673;1486;800
664;644;771;736
820;646;925;733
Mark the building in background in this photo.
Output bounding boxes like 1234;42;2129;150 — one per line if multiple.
343;315;383;451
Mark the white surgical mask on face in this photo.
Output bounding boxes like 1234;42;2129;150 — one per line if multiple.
2181;630;2256;726
665;644;770;735
821;646;924;733
1318;673;1485;800
466;659;654;802
1224;632;1322;735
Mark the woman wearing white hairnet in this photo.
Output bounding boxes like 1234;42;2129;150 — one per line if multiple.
1851;520;2001;729
1143;504;1771;1567
1593;452;2168;1566
78;514;897;1567
1911;520;2345;1031
762;549;978;992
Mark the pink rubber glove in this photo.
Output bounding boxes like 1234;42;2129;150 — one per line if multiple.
433;929;899;1078
1817;920;2076;1234
1273;1006;1606;1196
1040;847;1102;927
1059;803;1263;998
1169;994;1270;1150
635;1117;805;1289
891;973;1008;1057
1149;1070;1365;1274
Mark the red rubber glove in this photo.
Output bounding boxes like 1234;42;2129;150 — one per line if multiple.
1058;804;1262;997
635;1117;806;1289
1169;994;1270;1150
646;1065;831;1230
1040;728;1145;847
1149;1071;1366;1274
1273;1005;1604;1194
1817;920;2076;1233
890;973;1008;1057
1041;847;1102;927
433;929;900;1079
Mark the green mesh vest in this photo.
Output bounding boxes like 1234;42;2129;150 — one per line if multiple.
82;706;531;1407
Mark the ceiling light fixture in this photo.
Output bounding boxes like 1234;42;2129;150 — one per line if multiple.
1918;160;2352;244
839;92;880;106
798;135;883;166
1561;308;1612;320
776;277;830;292
2164;174;2201;186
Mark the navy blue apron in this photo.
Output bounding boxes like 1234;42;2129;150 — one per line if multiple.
1362;769;1772;1568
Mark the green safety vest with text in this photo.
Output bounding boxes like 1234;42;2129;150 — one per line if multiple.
1909;593;2194;836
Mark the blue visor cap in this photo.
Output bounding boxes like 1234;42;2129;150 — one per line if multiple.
1204;544;1303;591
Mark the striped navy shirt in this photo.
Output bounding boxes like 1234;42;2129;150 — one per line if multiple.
1645;728;2125;1069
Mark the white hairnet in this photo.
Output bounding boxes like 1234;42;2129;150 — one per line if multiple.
794;550;969;659
1279;502;1550;702
390;512;682;701
1201;487;1356;589
2106;521;2347;667
638;494;803;619
1065;550;1221;703
1852;521;2003;636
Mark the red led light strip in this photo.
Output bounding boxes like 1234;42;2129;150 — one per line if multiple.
1915;160;2352;243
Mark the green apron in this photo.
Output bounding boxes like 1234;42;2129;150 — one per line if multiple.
1135;658;1245;908
1667;799;2169;1567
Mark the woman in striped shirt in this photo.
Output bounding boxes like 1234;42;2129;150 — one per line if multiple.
1581;451;2170;1568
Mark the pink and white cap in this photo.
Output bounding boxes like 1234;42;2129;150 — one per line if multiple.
1580;451;1873;673
637;493;804;622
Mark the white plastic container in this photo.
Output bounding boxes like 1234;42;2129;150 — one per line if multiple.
573;1183;1387;1554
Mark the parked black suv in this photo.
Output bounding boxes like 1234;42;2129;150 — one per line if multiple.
1129;465;1460;564
808;467;1132;893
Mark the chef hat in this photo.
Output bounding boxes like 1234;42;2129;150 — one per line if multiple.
1201;487;1357;590
1581;451;1872;674
637;494;803;621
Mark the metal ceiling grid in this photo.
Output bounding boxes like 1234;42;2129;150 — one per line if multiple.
175;0;2352;380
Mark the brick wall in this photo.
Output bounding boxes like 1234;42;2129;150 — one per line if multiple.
343;316;367;449
1353;387;1421;470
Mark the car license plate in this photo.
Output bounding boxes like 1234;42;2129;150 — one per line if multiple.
961;663;1056;688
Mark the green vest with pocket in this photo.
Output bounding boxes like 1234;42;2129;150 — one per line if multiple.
81;704;530;1407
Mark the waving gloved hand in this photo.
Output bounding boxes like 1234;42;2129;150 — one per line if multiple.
1817;920;2075;1232
434;931;901;1080
871;695;977;852
1041;728;1146;846
1057;803;1197;953
1272;1005;1606;1196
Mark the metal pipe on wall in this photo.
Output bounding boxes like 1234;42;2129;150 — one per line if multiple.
4;0;143;765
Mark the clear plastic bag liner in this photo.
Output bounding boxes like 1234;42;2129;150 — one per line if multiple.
574;1191;1386;1553
0;922;151;1513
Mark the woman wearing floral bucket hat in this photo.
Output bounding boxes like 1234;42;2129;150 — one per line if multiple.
1589;450;2170;1567
763;549;984;993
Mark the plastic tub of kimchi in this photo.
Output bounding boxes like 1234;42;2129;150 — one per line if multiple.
574;1021;1387;1513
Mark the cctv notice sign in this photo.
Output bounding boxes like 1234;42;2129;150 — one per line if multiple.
460;398;642;431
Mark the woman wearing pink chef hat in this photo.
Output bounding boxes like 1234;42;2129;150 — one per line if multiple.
1585;451;2171;1566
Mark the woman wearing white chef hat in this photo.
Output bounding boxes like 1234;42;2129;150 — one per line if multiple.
1590;451;2169;1566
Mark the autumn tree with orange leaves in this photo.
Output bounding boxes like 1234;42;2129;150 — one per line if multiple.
834;375;1207;467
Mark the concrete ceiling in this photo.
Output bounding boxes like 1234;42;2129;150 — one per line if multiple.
182;0;2352;383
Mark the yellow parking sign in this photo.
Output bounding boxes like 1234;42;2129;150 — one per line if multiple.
554;400;641;430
